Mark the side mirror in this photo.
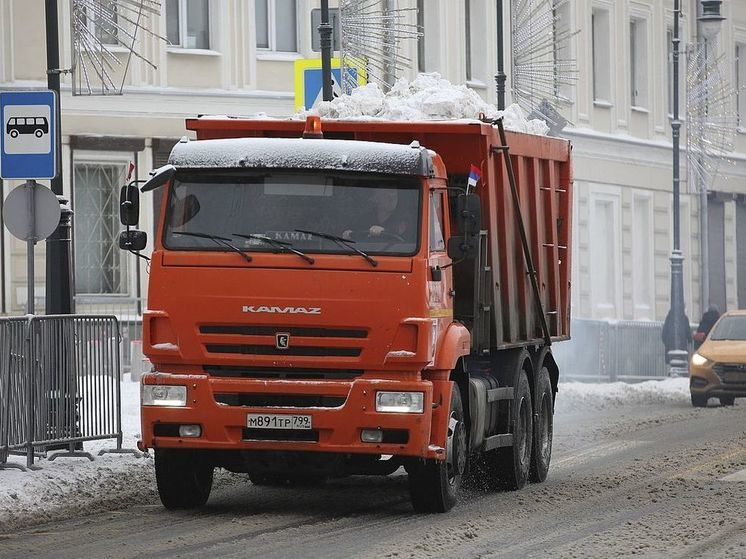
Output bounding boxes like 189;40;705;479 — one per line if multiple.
141;164;176;192
447;236;478;260
118;230;147;251
457;193;482;236
119;184;140;226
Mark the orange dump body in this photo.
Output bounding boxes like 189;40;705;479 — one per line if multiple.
139;117;572;463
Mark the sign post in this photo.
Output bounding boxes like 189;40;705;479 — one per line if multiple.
1;89;60;314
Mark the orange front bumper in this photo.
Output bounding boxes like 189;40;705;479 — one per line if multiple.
139;373;447;460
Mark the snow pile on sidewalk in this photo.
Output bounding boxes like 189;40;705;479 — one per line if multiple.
0;380;156;530
556;377;691;413
0;377;691;529
300;73;550;136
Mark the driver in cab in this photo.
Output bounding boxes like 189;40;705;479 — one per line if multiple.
343;189;410;241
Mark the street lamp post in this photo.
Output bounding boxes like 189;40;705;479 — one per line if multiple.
695;0;725;314
495;0;507;110
666;0;725;375
665;0;690;375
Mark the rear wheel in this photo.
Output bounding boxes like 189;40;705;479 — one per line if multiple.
719;396;736;406
408;384;466;513
155;449;214;510
529;367;553;483
691;393;709;408
485;370;533;490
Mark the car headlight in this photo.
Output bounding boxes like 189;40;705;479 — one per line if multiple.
691;353;712;367
376;391;424;413
142;384;187;407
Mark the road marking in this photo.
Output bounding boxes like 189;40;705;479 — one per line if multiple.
553;440;646;469
669;448;746;479
720;468;746;482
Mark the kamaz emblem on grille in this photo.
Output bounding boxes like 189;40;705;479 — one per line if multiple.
276;333;290;350
242;305;321;315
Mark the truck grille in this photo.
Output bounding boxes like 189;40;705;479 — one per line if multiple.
200;325;367;338
215;393;346;408
205;345;361;357
200;324;367;358
204;366;362;380
713;364;746;384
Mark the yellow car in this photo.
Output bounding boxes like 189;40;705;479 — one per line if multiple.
689;310;746;407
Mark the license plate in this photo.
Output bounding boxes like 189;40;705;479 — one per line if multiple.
247;413;312;430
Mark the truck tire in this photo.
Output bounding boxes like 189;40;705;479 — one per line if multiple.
408;384;466;513
529;367;553;483
155;449;214;510
719;396;735;406
691;394;709;408
484;370;533;490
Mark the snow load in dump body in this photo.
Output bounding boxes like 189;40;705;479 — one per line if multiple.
297;73;551;136
168;137;434;176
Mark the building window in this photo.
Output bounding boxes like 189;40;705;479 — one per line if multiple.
633;195;653;320
74;0;119;45
465;0;486;83
592;8;611;103
166;0;210;50
630;18;648;108
589;192;619;319
737;43;746;128
256;0;298;53
74;161;130;295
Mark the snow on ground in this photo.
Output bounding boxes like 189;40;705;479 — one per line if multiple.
0;375;689;529
297;73;551;136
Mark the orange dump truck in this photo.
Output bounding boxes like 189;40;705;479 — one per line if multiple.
118;116;572;512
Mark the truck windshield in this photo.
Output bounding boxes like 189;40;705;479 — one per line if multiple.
163;170;421;256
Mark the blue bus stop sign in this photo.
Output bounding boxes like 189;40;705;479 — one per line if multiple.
0;90;57;180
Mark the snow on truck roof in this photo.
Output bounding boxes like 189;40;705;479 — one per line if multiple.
168;137;435;176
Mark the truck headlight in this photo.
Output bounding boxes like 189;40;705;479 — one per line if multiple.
142;384;187;407
691;353;712;367
376;391;424;413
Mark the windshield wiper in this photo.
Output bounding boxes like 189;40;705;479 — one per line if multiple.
233;233;315;265
173;231;253;263
294;229;378;267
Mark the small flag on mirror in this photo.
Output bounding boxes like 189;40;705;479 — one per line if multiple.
467;164;482;192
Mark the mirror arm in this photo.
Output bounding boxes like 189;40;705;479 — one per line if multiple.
128;249;151;262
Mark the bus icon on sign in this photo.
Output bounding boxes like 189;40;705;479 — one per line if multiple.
6;116;49;139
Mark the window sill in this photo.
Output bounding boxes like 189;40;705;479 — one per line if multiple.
166;48;221;57
593;100;613;109
256;52;303;62
631;105;650;114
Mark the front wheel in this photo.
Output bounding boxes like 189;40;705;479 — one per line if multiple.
691;393;709;408
408;384;466;513
719;396;736;406
155;449;214;510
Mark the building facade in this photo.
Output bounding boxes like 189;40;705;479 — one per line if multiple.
0;0;745;324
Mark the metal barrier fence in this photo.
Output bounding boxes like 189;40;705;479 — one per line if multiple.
0;318;32;470
553;318;671;382
73;297;144;371
0;315;129;469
